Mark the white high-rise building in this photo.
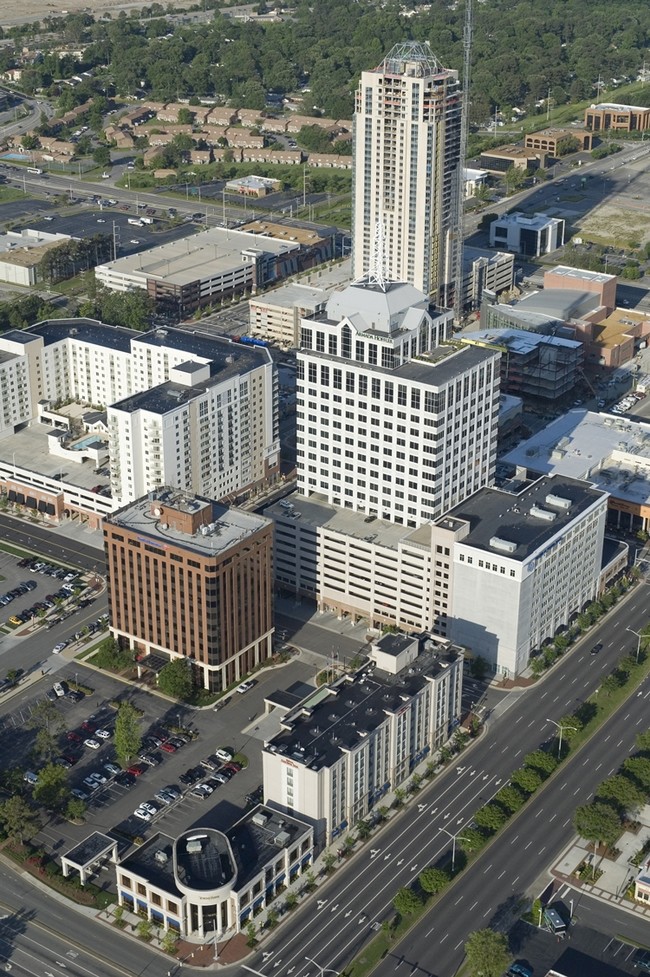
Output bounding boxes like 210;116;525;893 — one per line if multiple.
296;276;500;528
352;41;462;304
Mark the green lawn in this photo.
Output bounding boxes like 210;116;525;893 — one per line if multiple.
0;186;31;203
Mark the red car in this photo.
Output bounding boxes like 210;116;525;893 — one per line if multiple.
222;763;240;775
81;721;95;734
67;731;82;743
63;753;80;765
160;742;177;753
127;764;145;777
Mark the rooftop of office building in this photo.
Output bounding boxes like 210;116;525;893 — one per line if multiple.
265;640;463;770
323;276;434;336
502;409;650;508
440;473;606;561
106;489;271;558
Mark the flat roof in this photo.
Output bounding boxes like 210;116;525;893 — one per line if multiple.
239;219;329;246
591;102;650;112
464;328;582;354
175;828;234;891
254;282;329;310
96;225;299;287
63;832;116;868
0;422;110;493
547;265;616;285
266;492;418;551
393;342;498;386
502;409;650;508
107;491;271;557
495;211;563;229
444;473;606;561
27;318;136;353
119;805;310;896
265;644;462;770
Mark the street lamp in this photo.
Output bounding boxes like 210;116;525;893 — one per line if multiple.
546;718;577;758
626;626;645;664
304;955;339;977
439;826;470;873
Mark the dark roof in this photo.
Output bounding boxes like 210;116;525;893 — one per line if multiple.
442;475;606;562
226;806;310;891
265;646;462;770
63;831;116;868
175;829;234;891
1;329;42;344
119;834;180;895
394;343;497;386
29;318;135;353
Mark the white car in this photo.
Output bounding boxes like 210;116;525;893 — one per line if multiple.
89;771;107;785
215;748;233;763
52;642;67;654
140;802;158;816
84;738;100;750
235;680;254;694
95;728;111;740
133;806;152;821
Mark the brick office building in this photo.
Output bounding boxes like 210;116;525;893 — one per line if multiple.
104;488;273;691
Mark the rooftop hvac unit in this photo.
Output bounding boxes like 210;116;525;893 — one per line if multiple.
489;536;517;554
530;505;557;522
186;839;203;854
273;830;291;847
154;850;168;864
545;493;571;510
252;812;269;827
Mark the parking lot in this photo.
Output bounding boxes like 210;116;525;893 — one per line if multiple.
0;615;317;875
25;208;202;258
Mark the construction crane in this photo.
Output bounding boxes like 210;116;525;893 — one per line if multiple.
452;0;473;326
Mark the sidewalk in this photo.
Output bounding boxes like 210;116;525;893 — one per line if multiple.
550;805;650;922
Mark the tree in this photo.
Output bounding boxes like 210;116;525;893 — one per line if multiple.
160;928;178;954
65;797;87;821
635;731;650;755
555;135;580;156
0;795;39;843
597;775;646;814
458;828;487;853
495;784;527;814
245;921;257;948
157;658;194;700
473;803;508;833
33;763;69;811
622;756;650;793
114;701;142;765
510;767;543;795
504;165;527;193
21;133;40;150
136;919;152;941
464;929;510;977
322;851;336;874
600;672;622;696
177;107;195;125
392;886;422;916
470;655;488;680
93;145;111;167
418;866;450;896
523;750;558;779
28;699;65;763
574;801;622;847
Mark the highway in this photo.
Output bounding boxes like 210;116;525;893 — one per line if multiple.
0;867;160;977
245;582;650;977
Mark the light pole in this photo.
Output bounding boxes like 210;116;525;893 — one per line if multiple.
304;955;339;977
546;718;577;758
439;826;470;873
626;626;645;664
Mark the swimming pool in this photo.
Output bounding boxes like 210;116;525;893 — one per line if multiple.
71;435;104;451
1;153;31;161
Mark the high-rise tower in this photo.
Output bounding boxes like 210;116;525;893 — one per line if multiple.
352;41;462;306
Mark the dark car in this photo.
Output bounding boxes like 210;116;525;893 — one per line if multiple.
590;643;602;655
115;772;136;788
67;731;83;743
81;721;95;733
55;756;73;768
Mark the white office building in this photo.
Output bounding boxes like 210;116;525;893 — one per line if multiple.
352;41;462;304
489;212;565;257
296;276;499;527
437;474;608;677
263;634;464;844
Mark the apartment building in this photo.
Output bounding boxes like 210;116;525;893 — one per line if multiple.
352;41;462;304
0;320;279;508
262;634;463;844
104;488;273;691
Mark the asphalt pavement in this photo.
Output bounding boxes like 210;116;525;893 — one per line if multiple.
244;581;650;977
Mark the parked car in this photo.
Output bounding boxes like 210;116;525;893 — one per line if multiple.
133;806;152;821
138;753;159;767
95;728;111;740
84;738;100;750
127;764;145;777
215;748;234;763
160;741;177;754
105;763;121;777
235;680;254;694
115;772;136;788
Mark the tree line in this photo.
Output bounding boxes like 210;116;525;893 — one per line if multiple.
3;0;649;124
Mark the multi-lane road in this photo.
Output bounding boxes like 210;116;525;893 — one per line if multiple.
245;582;650;977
